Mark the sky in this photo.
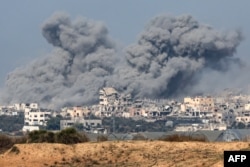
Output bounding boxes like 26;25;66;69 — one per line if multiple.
0;0;250;86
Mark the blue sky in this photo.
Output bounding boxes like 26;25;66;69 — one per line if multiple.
0;0;250;85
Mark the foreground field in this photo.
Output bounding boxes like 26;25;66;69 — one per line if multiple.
0;141;249;167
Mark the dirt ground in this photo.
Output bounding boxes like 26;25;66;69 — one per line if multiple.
0;141;249;167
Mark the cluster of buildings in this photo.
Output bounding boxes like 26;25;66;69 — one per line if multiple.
1;87;250;133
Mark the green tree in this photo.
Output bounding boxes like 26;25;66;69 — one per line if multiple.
56;128;89;144
0;113;24;132
46;115;63;130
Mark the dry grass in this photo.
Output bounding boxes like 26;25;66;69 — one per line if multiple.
0;141;249;167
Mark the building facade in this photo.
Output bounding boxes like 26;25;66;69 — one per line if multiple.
24;108;51;126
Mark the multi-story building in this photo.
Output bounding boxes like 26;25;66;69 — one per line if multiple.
99;87;132;116
24;108;51;126
99;87;119;106
64;106;90;119
181;96;214;112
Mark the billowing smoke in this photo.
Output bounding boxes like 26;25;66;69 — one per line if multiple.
113;14;242;99
1;12;117;109
0;13;243;109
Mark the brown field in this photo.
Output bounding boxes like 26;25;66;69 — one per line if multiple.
0;141;249;167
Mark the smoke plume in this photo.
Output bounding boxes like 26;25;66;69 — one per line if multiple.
114;14;242;99
0;13;243;109
1;12;117;109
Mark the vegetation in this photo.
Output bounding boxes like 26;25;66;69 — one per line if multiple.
0;127;90;154
46;115;63;130
159;134;206;142
27;128;89;144
97;135;108;142
56;128;89;144
0;134;27;154
0;113;24;132
132;133;147;140
28;130;55;143
230;121;248;129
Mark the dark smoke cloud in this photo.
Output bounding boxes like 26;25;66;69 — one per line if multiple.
113;14;242;99
0;13;243;109
1;12;117;109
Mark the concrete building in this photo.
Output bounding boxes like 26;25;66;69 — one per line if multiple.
22;125;39;132
235;116;250;124
24;108;51;126
64;106;90;119
14;103;39;111
182;96;214;112
99;87;132;107
60;119;102;130
99;87;119;106
245;103;250;111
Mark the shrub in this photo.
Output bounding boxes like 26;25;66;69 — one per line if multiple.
26;128;89;144
159;134;206;142
132;133;147;140
10;146;20;154
97;135;108;142
55;128;89;144
0;134;14;153
28;130;54;143
14;135;28;144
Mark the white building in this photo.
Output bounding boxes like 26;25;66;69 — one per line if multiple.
14;103;39;111
235;116;250;124
22;125;39;132
245;103;250;111
24;108;51;126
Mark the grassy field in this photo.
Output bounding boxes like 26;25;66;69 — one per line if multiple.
0;141;249;167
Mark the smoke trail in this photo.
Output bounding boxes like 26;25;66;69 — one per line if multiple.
1;12;117;109
114;14;242;99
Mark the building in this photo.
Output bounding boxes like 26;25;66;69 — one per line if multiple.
245;103;250;111
182;96;214;112
99;87;132;107
22;125;39;132
24;108;51;126
99;87;119;106
235;116;250;124
99;87;132;117
60;119;102;130
14;103;39;111
63;106;90;119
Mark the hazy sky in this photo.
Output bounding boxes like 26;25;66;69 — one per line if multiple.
1;0;250;86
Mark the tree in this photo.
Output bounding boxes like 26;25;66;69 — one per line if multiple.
46;115;63;130
0;113;24;132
